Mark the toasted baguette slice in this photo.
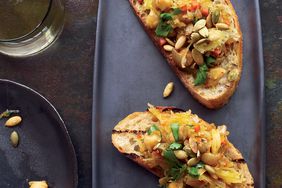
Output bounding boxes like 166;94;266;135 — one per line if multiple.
129;0;242;109
112;106;254;187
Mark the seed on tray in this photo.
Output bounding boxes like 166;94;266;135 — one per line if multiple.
10;131;19;147
163;82;174;98
5;116;22;127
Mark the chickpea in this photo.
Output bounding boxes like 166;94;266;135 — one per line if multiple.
144;134;161;151
153;0;173;11
146;10;159;29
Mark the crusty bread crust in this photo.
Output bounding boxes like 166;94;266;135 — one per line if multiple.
112;107;254;187
129;0;243;109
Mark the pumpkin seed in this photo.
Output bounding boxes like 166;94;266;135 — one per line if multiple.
189;137;198;153
185;23;194;36
163;82;174;98
198;140;211;153
165;38;175;46
10;131;19;147
163;45;174;51
199;27;209;38
185;51;194;67
183;144;196;157
206;13;213;28
174;150;188;160
172;49;184;66
5;116;22;127
195;38;209;45
205;165;216;174
193;19;206;32
192;49;204;65
216;23;229;30
191;33;201;43
175;36;186;50
201;152;220;166
187;157;200;166
212;10;220;25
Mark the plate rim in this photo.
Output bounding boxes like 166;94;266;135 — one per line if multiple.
0;78;78;188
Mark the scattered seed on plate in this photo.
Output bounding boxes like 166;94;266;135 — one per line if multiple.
5;116;22;127
163;82;174;98
10;131;19;147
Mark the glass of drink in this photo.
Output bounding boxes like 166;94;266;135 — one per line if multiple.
0;0;65;57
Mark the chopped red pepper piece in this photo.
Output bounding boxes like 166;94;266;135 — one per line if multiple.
181;5;188;12
211;48;222;57
201;8;209;17
137;0;143;4
191;1;201;11
159;38;167;46
194;125;200;132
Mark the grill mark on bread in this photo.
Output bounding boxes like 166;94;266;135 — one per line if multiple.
232;158;246;163
112;129;146;134
153;106;185;113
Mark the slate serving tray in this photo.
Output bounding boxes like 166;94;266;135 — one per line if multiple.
0;79;78;188
93;0;265;187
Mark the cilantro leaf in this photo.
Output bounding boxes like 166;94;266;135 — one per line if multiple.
172;8;182;15
169;142;183;150
147;124;159;135
155;22;173;37
187;167;200;178
155;12;174;37
163;149;182;167
194;64;208;86
160;13;173;21
170;123;179;142
205;56;216;67
167;165;187;180
0;109;19;119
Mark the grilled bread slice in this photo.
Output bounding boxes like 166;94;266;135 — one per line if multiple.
129;0;242;109
112;106;254;187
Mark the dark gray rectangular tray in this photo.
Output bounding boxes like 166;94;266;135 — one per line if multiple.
93;0;265;187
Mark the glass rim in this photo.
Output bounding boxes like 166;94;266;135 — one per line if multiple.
0;0;53;43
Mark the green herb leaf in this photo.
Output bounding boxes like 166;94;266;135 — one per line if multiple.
167;165;187;180
160;13;173;21
155;12;174;37
155;22;173;37
169;142;183;150
0;109;19;119
172;8;182;15
170;123;179;142
205;56;216;67
187;167;200;178
163;149;182;167
194;64;208;86
147;124;159;135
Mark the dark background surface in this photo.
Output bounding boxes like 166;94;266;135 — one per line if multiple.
0;0;281;187
0;0;97;187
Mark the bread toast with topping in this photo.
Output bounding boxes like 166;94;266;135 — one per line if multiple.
129;0;242;109
112;106;254;187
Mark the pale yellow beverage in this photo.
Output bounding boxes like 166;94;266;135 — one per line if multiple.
0;0;64;57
